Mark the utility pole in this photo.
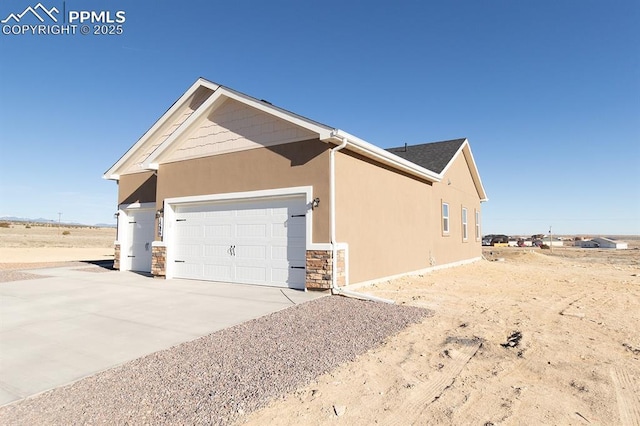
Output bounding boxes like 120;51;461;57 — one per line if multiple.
549;225;553;253
58;212;62;228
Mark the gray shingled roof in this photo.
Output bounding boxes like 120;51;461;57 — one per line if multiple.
386;138;466;174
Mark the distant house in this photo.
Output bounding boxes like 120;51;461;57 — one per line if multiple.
592;237;628;249
575;240;599;248
541;236;563;247
103;77;488;291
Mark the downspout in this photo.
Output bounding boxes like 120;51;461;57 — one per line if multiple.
329;130;394;304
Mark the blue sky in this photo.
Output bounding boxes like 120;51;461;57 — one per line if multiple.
0;0;638;235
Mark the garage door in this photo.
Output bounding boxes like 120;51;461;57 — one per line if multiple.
172;196;307;289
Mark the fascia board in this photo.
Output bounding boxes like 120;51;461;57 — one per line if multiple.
219;87;334;135
442;139;488;202
102;78;220;180
463;143;488;201
322;130;441;183
439;139;468;177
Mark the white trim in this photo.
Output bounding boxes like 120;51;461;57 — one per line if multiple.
442;202;450;234
439;139;488;202
335;242;349;287
118;202;155;210
345;256;482;290
163;186;318;280
103;79;219;180
323;130;441;183
462;207;468;241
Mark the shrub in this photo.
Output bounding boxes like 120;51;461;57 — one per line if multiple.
540;244;550;250
25;224;31;229
0;222;10;228
62;230;71;236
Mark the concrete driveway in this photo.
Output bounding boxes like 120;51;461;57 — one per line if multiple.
0;265;322;406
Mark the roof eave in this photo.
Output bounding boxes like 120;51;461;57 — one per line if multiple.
322;130;442;183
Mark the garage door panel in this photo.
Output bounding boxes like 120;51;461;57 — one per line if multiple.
235;265;267;283
203;264;232;281
236;244;267;260
177;224;203;238
176;262;202;279
172;195;306;289
236;208;268;217
204;210;233;218
236;223;267;238
176;243;202;257
203;244;231;257
204;224;231;238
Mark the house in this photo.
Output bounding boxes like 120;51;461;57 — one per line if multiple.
103;78;488;292
575;239;599;248
541;236;564;247
592;237;628;249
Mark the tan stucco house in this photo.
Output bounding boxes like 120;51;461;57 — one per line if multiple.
104;77;487;292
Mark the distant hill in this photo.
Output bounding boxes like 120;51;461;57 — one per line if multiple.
0;216;115;228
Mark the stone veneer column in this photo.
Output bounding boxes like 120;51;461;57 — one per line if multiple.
151;243;166;278
305;248;346;290
113;242;121;270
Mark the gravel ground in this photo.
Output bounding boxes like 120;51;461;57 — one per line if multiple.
0;295;429;425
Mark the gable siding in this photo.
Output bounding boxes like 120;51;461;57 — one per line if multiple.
161;98;317;164
118;86;213;175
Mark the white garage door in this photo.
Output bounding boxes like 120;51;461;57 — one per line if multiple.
172;196;307;289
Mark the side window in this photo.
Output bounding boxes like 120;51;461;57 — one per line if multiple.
442;202;450;234
475;210;480;241
462;207;468;241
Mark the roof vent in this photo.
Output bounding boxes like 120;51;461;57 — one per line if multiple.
260;99;272;105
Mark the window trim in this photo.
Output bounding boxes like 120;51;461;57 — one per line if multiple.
442;202;450;235
462;207;468;241
475;209;480;241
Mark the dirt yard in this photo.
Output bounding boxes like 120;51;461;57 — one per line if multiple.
1;224;638;425
244;244;640;425
0;223;115;264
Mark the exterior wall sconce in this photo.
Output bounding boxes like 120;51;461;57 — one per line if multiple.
113;212;120;219
155;209;164;218
312;197;320;210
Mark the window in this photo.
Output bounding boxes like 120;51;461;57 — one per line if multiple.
442;202;450;234
462;207;468;241
475;210;480;240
